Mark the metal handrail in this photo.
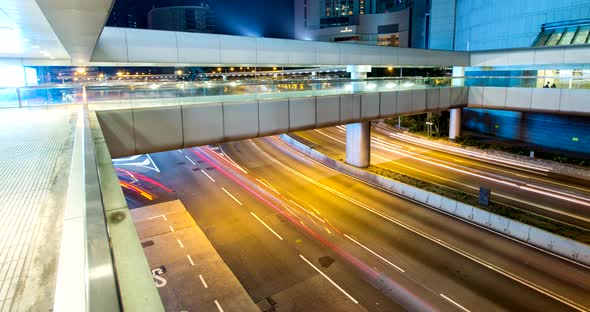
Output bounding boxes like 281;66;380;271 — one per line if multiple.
82;89;122;311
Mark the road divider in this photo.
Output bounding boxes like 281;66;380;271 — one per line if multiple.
278;134;590;267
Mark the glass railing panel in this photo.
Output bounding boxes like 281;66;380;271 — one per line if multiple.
17;86;83;107
0;88;19;108
9;76;590;111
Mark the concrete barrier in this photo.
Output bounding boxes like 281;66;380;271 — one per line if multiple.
278;134;590;266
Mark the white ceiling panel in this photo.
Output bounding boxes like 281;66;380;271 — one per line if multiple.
0;0;68;59
34;0;114;64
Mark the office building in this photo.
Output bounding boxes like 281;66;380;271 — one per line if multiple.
294;0;428;48
148;4;215;33
429;0;590;51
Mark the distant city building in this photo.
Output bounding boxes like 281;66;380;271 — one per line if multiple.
107;5;140;29
294;0;428;48
148;4;215;33
429;0;590;51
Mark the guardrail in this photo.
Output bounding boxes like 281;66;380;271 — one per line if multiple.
1;76;589;110
278;133;590;267
53;97;164;310
53;106;122;311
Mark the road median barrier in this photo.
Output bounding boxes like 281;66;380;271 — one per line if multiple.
278;133;590;267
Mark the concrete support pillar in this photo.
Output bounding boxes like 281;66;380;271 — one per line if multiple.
347;65;372;92
452;66;465;86
449;108;462;140
345;65;372;167
346;122;371;167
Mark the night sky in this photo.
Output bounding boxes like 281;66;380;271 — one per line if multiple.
108;0;294;39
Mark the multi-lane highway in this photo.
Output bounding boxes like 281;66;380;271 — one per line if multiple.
116;136;590;311
295;124;590;230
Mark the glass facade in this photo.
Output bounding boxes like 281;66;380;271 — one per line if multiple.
534;20;590;47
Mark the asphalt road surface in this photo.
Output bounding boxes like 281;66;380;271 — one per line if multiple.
295;124;590;230
115;137;590;311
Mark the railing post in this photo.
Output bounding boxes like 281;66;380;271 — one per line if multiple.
83;85;88;110
16;88;22;108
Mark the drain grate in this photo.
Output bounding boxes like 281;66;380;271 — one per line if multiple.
141;240;155;248
206;167;214;170
255;298;274;312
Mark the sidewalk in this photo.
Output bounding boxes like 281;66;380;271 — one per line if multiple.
130;200;259;312
0;108;77;311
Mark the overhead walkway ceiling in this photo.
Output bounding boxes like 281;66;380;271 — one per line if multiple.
35;0;114;64
91;27;471;67
0;0;68;60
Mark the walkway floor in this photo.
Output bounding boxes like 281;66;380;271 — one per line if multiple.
0;108;76;311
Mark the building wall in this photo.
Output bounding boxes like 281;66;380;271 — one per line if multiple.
463;108;590;155
429;0;455;50
148;6;214;33
453;0;590;51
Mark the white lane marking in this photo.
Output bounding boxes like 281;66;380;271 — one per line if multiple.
372;137;590;208
344;234;405;273
257;178;281;194
187;255;195;266
147;214;165;220
440;294;470;312
258;139;589;311
184;155;196;166
368;146;590;224
389;131;550;172
177;239;184;249
201;169;216;182
313;129;390;163
146;154;161;173
177;149;183;154
315;129;346;144
383;130;590;195
218;145;249;174
299;254;358;304
221;187;243;205
113;155;143;162
214;300;224;312
289;199;325;223
323;128;589;217
199;274;208;288
163;215;168;221
169;225;175;232
250;212;283;240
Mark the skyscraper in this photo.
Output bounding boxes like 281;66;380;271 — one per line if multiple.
294;0;425;47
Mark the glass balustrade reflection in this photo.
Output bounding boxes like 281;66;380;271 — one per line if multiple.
1;76;589;110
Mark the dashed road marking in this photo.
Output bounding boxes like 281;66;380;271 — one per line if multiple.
187;255;195;266
201;170;216;182
222;187;243;205
250;212;283;240
299;254;358;304
440;294;470;312
184;155;197;166
214;300;224;312
199;274;208;288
